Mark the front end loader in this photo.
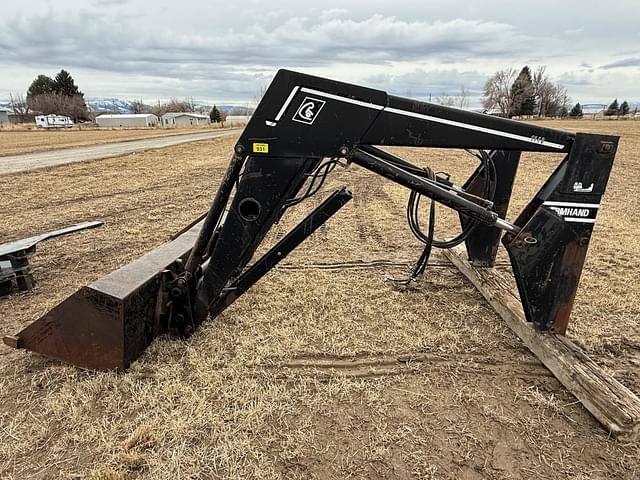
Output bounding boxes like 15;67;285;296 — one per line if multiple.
4;70;618;370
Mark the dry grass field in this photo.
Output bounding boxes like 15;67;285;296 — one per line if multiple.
0;120;638;479
0;125;223;157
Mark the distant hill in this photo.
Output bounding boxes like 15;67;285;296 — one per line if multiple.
582;102;640;114
85;98;254;115
86;98;138;114
3;97;635;117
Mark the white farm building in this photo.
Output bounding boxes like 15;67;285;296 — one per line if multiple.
0;109;9;126
96;114;159;128
161;112;210;128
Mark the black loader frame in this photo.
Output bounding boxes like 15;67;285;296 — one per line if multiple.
4;70;618;369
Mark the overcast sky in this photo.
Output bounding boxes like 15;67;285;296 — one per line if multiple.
1;0;638;106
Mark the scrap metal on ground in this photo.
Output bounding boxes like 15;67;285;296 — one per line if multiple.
0;221;103;298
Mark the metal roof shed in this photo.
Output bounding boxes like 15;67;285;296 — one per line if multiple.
96;114;159;128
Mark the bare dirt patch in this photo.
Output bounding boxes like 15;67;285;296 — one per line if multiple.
0;121;638;479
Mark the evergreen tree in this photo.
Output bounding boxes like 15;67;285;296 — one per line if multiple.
605;99;619;116
569;102;583;118
560;105;569;117
620;100;630;116
27;75;56;98
26;69;89;121
210;105;221;123
54;69;83;97
509;66;536;117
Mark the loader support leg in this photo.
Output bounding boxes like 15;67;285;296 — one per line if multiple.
185;152;246;274
193;156;318;324
503;133;618;333
460;150;520;266
210;187;353;316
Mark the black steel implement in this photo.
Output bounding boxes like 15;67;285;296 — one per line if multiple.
4;70;618;369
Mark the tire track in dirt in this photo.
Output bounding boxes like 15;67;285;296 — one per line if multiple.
250;352;553;380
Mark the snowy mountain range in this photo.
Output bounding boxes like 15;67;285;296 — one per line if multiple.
0;98;253;115
2;98;636;115
86;98;135;114
85;98;253;115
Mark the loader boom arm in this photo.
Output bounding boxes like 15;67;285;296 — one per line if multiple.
4;70;618;370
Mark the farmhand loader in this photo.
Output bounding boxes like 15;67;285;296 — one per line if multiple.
3;70;618;370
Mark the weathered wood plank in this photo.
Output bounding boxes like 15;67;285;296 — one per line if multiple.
443;244;640;441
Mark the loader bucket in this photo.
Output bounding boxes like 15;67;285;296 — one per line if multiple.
3;223;202;370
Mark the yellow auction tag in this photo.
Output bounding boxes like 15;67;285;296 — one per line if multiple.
253;143;269;153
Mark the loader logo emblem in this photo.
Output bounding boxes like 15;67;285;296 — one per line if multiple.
293;97;325;125
573;182;594;193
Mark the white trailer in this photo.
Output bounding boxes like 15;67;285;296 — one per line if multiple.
35;115;74;129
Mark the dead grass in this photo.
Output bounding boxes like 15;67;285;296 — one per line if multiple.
0;125;229;157
0;121;638;479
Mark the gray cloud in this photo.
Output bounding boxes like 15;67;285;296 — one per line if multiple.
601;57;640;69
0;11;530;71
364;68;487;97
92;0;128;6
0;0;638;104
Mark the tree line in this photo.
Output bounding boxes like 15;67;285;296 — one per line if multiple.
9;69;90;122
9;69;228;125
603;99;633;117
10;67;634;124
482;65;636;119
482;65;576;117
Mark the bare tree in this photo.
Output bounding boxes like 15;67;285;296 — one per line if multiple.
531;66;547;115
149;98;196;117
254;83;269;105
28;93;90;121
9;93;30;121
435;86;470;109
531;66;570;117
482;68;517;115
456;86;470;109
538;82;570;117
130;99;146;114
185;96;196;112
483;66;570;118
166;98;195;113
435;93;456;107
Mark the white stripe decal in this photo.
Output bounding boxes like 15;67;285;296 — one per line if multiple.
274;86;300;121
543;201;600;209
564;218;597;223
290;87;567;151
300;87;384;110
384;107;565;150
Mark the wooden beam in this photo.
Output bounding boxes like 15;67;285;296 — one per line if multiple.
443;244;640;441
